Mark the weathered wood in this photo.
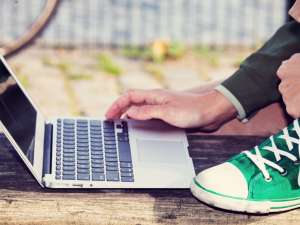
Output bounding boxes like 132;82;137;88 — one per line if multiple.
1;134;300;225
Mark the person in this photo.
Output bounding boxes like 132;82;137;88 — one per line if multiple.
106;1;300;213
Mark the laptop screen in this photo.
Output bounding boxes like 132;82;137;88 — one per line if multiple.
0;60;37;164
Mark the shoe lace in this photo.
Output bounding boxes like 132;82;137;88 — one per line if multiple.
244;120;300;181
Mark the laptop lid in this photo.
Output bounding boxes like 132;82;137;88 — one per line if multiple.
0;56;45;186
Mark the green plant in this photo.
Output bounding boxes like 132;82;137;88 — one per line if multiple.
167;42;186;59
41;57;55;67
97;53;122;76
193;45;221;67
67;72;92;80
56;62;71;74
121;46;146;59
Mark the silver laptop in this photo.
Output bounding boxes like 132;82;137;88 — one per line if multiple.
0;56;195;189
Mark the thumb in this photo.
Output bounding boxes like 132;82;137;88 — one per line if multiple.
126;105;166;121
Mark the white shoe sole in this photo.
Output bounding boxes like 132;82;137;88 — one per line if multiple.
190;178;300;214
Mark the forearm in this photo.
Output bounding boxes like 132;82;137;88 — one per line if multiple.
221;21;300;119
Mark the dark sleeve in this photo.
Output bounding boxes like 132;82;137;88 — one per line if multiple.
221;21;300;118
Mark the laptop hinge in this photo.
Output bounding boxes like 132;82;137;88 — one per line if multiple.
43;123;53;176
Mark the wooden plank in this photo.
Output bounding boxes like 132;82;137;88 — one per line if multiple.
1;135;300;225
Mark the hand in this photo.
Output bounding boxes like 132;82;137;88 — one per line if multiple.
277;53;300;118
105;88;237;129
289;0;300;22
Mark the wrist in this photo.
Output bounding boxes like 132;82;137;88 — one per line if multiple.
201;90;238;126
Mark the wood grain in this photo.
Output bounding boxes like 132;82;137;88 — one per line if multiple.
1;134;300;225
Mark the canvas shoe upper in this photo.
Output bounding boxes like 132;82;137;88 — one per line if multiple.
191;119;300;213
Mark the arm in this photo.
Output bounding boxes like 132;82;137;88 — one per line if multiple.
219;21;300;120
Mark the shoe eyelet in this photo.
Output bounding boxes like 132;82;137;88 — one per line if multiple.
264;176;272;182
280;169;288;176
294;160;300;165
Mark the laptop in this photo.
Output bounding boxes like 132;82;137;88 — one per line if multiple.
0;56;195;188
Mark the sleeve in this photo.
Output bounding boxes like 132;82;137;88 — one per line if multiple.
219;21;300;120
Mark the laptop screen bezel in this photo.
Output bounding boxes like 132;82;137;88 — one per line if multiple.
0;56;45;187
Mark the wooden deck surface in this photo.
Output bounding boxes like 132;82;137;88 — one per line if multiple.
1;134;300;225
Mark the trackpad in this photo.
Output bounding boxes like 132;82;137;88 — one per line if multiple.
136;139;187;164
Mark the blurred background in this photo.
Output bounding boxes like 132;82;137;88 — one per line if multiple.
0;0;292;118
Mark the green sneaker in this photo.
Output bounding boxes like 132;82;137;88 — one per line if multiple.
190;119;300;214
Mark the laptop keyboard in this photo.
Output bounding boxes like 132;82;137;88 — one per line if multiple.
55;119;134;182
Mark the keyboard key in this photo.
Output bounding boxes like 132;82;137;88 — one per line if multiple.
120;162;132;168
121;176;134;182
63;133;75;138
105;157;118;162
91;147;103;152
77;164;89;169
103;136;115;141
91;159;103;164
105;145;117;151
77;159;90;165
92;173;105;181
63;161;75;166
63;148;75;153
55;175;61;180
77;155;89;160
90;120;101;126
106;162;118;167
121;167;133;173
63;170;75;176
63;153;75;158
77;130;88;134
91;154;103;160
77;168;90;174
118;141;132;162
91;134;102;142
90;126;102;130
104;140;116;145
63;175;75;180
77;140;89;144
92;163;104;168
121;172;134;177
63;166;76;171
77;136;89;140
106;171;119;181
77;119;88;123
77;128;88;132
63;143;75;148
63;158;75;163
77;173;90;180
105;152;117;158
77;146;89;151
77;144;89;148
77;122;88;127
77;151;89;156
92;167;104;173
63;119;75;124
106;166;118;171
91;141;102;146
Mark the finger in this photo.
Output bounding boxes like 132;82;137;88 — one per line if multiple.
277;64;300;79
289;1;300;23
125;105;166;121
105;89;165;119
